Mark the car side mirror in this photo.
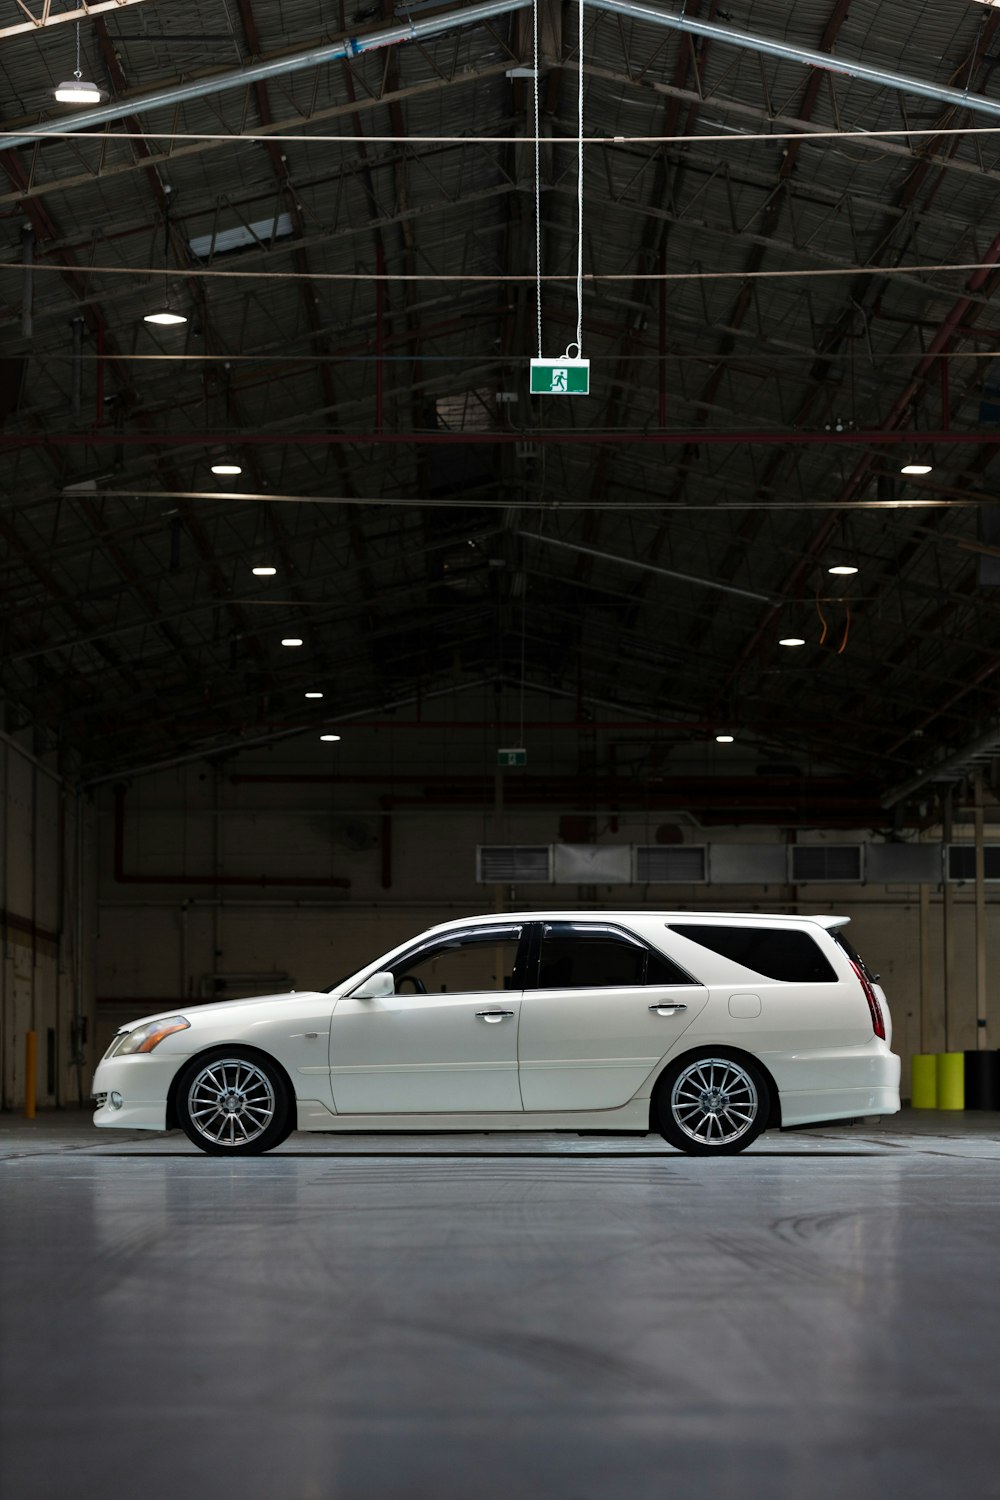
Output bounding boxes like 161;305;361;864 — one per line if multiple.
351;971;395;999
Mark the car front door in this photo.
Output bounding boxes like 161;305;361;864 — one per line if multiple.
518;922;709;1111
330;925;526;1114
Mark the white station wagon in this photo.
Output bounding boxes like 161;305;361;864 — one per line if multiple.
92;911;900;1156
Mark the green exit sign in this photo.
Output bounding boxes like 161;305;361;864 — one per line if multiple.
530;358;590;395
497;747;527;767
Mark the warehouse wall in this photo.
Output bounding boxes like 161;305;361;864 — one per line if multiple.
90;713;1000;1098
0;732;96;1110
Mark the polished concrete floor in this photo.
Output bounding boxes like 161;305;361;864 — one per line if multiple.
2;1111;999;1500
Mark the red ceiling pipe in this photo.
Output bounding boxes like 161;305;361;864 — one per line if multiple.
226;772;882;817
95;319;105;428
364;790;884;827
232;719;848;735
380;794;392;889
113;782;350;888
720;235;1000;695
375;241;385;433
834;227;1000;510
2;427;997;451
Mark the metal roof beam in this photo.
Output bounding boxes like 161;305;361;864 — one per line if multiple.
1;0;532;154
0;0;158;42
588;0;1000;123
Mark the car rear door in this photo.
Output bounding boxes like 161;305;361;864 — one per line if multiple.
517;921;709;1111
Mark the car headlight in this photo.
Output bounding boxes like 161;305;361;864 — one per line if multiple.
112;1016;190;1056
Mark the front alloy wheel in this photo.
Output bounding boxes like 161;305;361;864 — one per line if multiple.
176;1051;293;1155
657;1052;768;1155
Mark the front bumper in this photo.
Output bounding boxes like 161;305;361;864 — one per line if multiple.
91;1052;181;1131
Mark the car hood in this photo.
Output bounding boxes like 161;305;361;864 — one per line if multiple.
114;990;329;1034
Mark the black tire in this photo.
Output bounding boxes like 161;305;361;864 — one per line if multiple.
655;1049;769;1156
175;1049;294;1156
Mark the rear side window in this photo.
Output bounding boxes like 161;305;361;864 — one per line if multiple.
534;925;697;989
668;925;837;982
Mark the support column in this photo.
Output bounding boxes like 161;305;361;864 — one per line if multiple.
943;788;954;1053
974;770;988;1048
919;882;930;1055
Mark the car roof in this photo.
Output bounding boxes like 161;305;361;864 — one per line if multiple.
422;911;850;934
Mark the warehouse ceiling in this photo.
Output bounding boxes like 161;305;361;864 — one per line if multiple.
3;0;1000;820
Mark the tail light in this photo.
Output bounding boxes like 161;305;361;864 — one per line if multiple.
849;958;885;1040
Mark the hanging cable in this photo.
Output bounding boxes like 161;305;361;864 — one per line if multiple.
533;0;542;359
574;0;584;359
815;588;828;645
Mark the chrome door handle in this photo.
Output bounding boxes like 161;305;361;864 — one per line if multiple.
476;1010;515;1023
649;1003;688;1015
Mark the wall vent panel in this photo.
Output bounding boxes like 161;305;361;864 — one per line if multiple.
633;846;707;884
553;844;631;884
476;846;553;883
708;844;787;885
947;844;1000;882
867;843;942;883
789;845;863;883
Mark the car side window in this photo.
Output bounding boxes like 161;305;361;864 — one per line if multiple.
532;925;697;989
391;928;523;995
668;924;837;982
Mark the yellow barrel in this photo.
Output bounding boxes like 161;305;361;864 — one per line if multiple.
910;1053;938;1109
936;1051;965;1111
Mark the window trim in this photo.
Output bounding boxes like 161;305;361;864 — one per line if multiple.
346;923;527;999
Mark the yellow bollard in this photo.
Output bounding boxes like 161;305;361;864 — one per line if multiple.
24;1030;37;1120
911;1053;938;1109
936;1051;965;1111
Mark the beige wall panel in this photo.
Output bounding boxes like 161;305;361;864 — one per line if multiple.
4;751;35;917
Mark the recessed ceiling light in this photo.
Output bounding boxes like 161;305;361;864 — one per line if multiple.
716;734;735;744
281;637;303;647
320;734;341;742
211;462;242;477
900;462;932;475
779;637;806;647
252;566;276;577
305;691;324;699
143;307;187;326
828;564;859;576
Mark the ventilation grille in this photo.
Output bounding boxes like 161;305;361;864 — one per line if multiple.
633;846;707;884
790;845;863;883
476;846;553;883
947;845;1000;882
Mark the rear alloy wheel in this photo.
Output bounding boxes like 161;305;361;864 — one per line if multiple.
176;1051;293;1156
656;1052;769;1156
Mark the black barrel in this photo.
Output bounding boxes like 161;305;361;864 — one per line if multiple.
963;1050;1000;1111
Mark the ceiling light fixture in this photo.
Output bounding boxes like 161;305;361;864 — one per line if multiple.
828;564;859;576
211;460;242;477
716;734;735;744
143;307;186;326
305;691;324;699
251;566;276;576
778;637;806;647
143;184;187;327
900;461;932;475
281;637;303;647
320;734;341;742
54;23;107;104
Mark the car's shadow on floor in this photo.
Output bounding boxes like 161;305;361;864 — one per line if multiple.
82;1146;889;1159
